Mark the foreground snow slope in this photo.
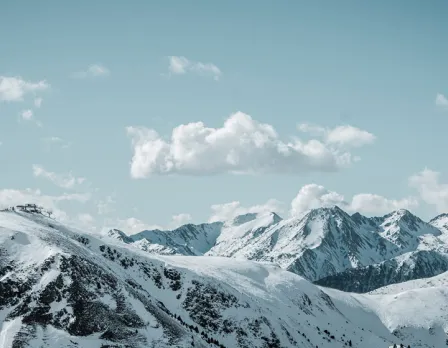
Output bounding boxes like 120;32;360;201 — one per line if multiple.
0;208;445;347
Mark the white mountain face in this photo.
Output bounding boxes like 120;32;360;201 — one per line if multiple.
110;207;448;286
430;213;448;236
0;207;445;348
112;222;223;256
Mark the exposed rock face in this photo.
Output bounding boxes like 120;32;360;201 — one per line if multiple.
314;250;448;292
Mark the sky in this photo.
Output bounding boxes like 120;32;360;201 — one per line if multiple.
1;1;448;233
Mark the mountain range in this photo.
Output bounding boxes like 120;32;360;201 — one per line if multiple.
109;206;448;292
1;205;448;347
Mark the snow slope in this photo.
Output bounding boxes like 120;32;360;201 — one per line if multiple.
369;270;448;295
0;207;445;347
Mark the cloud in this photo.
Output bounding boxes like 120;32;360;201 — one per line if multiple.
32;164;85;189
127;112;374;178
97;195;116;215
21;109;33;120
290;184;346;216
436;93;448;108
290;184;418;216
41;137;71;150
19;109;42;127
72;64;110;79
298;123;376;148
168;56;189;74
109;217;162;235
0;76;49;102
349;194;418;215
170;213;192;228
168;56;222;81
34;97;43;108
77;213;95;225
42;136;62;143
0;188;90;220
409;168;448;213
209;199;284;223
326;125;376;148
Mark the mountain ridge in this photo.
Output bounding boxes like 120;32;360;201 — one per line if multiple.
0;207;446;347
108;206;448;288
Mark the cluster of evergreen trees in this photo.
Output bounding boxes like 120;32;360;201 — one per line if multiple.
165;310;226;348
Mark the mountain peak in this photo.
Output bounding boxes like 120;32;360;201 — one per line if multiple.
307;205;351;220
231;213;258;226
229;211;282;227
107;228;133;243
430;213;448;224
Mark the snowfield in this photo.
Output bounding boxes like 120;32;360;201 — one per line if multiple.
0;208;446;347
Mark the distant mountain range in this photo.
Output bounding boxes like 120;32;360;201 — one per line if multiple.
109;206;448;292
1;205;447;348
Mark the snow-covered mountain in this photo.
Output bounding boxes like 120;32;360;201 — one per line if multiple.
207;207;445;281
0;207;446;347
110;222;223;256
110;207;448;287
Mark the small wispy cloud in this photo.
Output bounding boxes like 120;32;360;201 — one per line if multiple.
32;164;85;189
72;64;110;79
0;76;49;102
41;136;71;150
21;109;33;120
436;93;448;109
34;97;43;108
19;109;42;127
167;56;222;81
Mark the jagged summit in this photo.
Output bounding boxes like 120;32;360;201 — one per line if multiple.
225;211;283;227
105;205;448;285
229;212;258;226
429;213;448;234
430;212;448;222
107;228;133;243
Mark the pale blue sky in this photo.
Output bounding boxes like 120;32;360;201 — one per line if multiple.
1;1;448;232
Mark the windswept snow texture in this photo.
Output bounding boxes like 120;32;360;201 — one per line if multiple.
0;208;445;347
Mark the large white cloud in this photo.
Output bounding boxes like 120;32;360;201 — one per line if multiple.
0;76;49;102
168;56;222;81
127;112;374;178
409;168;448;213
33;165;85;189
290;184;418;216
290;184;346;216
